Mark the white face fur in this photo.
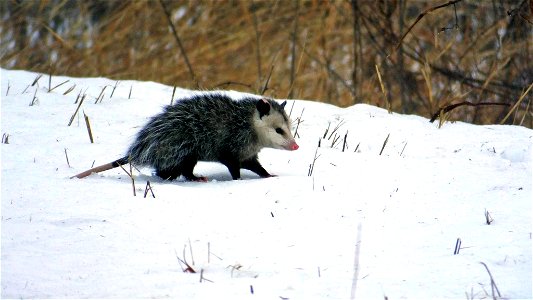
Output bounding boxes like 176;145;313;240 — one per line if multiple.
253;106;298;151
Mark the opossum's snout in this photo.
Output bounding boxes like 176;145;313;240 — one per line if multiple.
287;140;299;151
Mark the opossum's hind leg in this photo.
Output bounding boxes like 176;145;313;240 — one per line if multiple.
180;156;207;182
241;156;272;178
155;167;182;181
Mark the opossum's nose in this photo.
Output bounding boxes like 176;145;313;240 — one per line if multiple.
289;141;299;151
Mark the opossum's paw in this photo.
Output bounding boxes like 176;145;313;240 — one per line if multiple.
187;175;208;182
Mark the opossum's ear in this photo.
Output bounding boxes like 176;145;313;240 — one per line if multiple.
257;98;271;119
280;101;287;108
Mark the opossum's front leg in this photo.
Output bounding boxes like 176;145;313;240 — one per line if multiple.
241;157;272;178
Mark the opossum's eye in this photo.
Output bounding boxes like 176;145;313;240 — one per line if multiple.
275;128;284;135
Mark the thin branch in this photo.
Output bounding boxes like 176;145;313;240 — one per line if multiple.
430;101;510;123
394;0;464;51
158;0;199;89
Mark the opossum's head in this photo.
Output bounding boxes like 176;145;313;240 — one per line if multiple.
253;99;299;151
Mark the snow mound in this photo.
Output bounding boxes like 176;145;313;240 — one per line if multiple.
1;68;531;299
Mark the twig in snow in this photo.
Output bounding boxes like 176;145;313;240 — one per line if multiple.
228;264;242;278
485;209;494;225
480;262;502;299
342;131;348;152
29;88;38;106
188;238;195;265
170;86;177;105
323;122;331;139
430;101;509;124
5;80;10;96
48;69;52;92
379;133;390;155
68;93;86;126
400;141;408;156
308;143;321;176
293;108;305;138
118;162;136;197
453;238;462;255
83;111;94;143
49;79;70;93
144;181;155;198
94;86;107;104
64;148;70;168
199;269;213;283
328;120;346;140
128;85;132;99
31;74;43;86
2;133;10;144
63;84;76;95
174;249;196;273
110;81;119;98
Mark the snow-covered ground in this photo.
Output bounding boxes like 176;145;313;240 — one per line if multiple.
1;68;531;299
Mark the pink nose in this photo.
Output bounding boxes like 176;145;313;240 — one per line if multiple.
290;142;299;150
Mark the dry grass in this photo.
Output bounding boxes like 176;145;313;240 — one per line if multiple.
1;0;531;127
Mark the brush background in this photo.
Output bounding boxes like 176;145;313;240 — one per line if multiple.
1;0;532;127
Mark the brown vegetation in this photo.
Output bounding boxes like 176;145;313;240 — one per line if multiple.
1;0;532;127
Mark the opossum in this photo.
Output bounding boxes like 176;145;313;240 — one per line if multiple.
72;93;299;181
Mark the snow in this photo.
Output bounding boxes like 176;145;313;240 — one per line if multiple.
1;68;531;299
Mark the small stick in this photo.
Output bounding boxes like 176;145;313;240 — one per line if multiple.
94;86;107;104
22;84;31;94
49;80;70;93
480;262;501;299
207;242;210;264
63;84;76;95
170;86;177;105
118;162;136;196
128;85;132;99
323;122;331;139
31;74;43;86
354;142;360;153
308;145;321;176
83;111;94;143
48;71;52;92
328;120;345;140
5;80;10;96
68;94;86;126
400;142;407;156
453;238;462;255
379;133;390;156
375;64;390;113
143;181;155;198
199;269;213;283
188;238;195;265
174;249;196;273
342;131;348;152
64;148;70;168
430;101;509;123
29;88;38;106
484;209;493;225
110;81;119;98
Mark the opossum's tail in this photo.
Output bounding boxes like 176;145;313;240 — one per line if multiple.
71;156;130;179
